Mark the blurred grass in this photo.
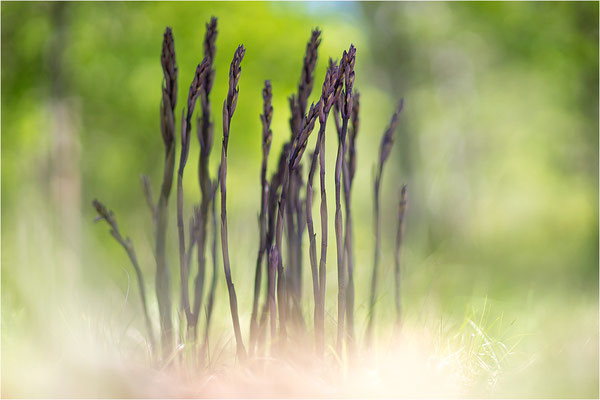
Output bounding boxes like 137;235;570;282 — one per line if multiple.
2;1;598;398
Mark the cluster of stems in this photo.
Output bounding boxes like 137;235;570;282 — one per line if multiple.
93;23;227;363
93;22;407;366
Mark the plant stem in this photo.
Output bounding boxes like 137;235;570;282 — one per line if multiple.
141;175;157;237
294;173;305;315
92;200;156;352
261;144;288;352
306;145;321;340
272;165;290;348
394;185;408;327
306;63;340;353
314;138;328;357
344;91;359;350
334;117;348;356
178;62;208;334
220;45;247;360
202;180;219;360
317;59;346;356
366;100;404;345
285;30;321;324
192;17;218;337
176;169;192;323
156;27;178;358
250;81;273;355
184;211;198;311
156;140;175;359
334;46;355;356
342;161;354;349
285;167;298;317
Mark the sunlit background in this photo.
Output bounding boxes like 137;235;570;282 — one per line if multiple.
2;2;598;398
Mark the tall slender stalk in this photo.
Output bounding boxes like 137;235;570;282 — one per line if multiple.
268;242;282;349
294;169;305;311
285;147;298;317
219;45;247;360
306;62;343;353
271;102;320;349
192;17;218;336
294;29;320;306
334;46;355;355
92;200;156;352
156;27;178;357
316;113;329;357
330;58;343;142
306;149;320;313
177;60;209;331
141;175;157;237
185;210;199;301
262;144;289;352
250;80;273;354
272;171;290;347
331;86;360;348
202;180;219;359
366;100;404;345
286;30;321;321
394;185;408;327
296;29;321;125
344;91;359;346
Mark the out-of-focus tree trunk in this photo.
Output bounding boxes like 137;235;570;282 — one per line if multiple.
47;2;82;295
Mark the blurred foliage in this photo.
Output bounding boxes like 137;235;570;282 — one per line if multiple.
1;2;598;397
